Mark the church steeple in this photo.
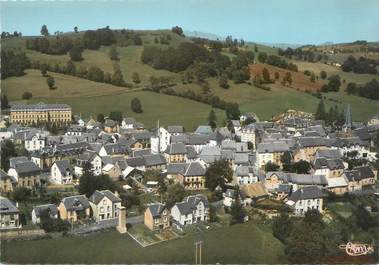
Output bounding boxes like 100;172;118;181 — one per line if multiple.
343;104;353;131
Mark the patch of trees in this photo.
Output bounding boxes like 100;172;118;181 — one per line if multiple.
191;37;224;51
1;140;17;171
321;74;341;92
205;160;233;191
279;47;324;62
141;42;209;72
1;31;22;38
22;91;33;100
83;27;116;49
341;55;378;74
1;50;31;79
26;36;74;55
171;26;184;37
78;168;117;197
314;99;345;128
345;79;379;100
1;95;9;110
257;52;298;71
30;61;131;88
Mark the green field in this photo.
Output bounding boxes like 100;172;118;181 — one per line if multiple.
2;32;379;123
1;222;286;264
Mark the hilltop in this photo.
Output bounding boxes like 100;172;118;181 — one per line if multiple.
1;29;379;126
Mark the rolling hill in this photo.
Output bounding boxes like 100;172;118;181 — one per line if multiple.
2;30;379;125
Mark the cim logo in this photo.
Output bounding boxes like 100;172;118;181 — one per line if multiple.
339;242;375;256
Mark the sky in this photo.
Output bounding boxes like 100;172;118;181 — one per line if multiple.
1;0;379;45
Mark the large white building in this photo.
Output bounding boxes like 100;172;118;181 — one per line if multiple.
286;186;324;215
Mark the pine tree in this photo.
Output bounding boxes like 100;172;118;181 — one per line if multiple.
208;109;217;129
315;99;326;121
230;185;245;224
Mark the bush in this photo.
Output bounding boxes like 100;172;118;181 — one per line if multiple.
22;91;32;100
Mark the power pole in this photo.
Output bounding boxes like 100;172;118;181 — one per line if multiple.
195;240;203;264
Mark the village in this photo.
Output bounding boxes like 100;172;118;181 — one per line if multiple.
0;101;378;254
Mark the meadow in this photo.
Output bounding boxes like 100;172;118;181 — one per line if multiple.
0;222;286;264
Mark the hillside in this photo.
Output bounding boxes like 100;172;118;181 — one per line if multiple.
249;64;325;92
2;30;379;123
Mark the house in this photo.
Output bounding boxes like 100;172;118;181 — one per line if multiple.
256;141;289;170
0;197;21;229
293;137;331;162
65;125;86;136
143;154;167;170
58;195;91;222
24;131;46;152
195;125;213;135
171;194;209;227
0;169;16;192
240;124;256;148
234;166;257;185
50;160;73;184
263;171;287;191
7;161;42;190
286;186;325;215
74;151;102;176
103;119;119;133
164;143;188;163
223;188;248;207
167;162;206;190
327;176;348;195
274;184;292;201
343;166;377;192
144;203;171;231
102;163;122;180
31;204;59;224
314;158;345;179
89;190;121;222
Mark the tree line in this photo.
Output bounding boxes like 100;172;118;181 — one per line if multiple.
278;47;326;62
341;55;378;75
258;52;298;72
30;60;131;88
1;50;31;79
346;79;379;100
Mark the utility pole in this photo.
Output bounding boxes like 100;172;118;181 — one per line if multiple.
195;240;203;264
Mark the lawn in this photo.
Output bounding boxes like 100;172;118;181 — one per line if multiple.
1;221;286;264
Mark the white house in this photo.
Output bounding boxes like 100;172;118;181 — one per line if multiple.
89;190;122;222
31;204;58;224
50;160;73;184
240;124;256;148
171;194;209;227
74;151;102;176
235;165;257;185
25;133;45;152
286;186;325;215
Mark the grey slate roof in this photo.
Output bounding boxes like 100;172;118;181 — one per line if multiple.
126;157;145;167
0;197;19;214
167;126;184;134
33;204;58;218
14;162;41;177
345;166;375;181
175;194;209;215
147;203;167;218
54;160;72;175
315;149;342;160
257;142;289;153
133;149;151;157
298;137;331;148
61;195;90;211
167;163;187;175
183;162;206;176
143;154;167;167
165;143;187;155
288;186;324;202
314;158;345;170
286;173;328;186
9;156;29;168
195;125;213;135
89;190;121;204
11;102;71;111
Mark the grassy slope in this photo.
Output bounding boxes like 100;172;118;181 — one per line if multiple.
2;70;224;130
2;33;378;122
1;222;286;264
